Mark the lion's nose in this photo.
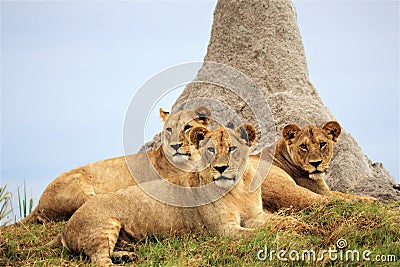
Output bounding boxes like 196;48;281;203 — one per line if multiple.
214;165;228;174
309;160;322;168
170;143;182;151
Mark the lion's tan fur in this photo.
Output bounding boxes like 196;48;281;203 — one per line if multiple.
20;107;211;223
261;121;375;211
57;125;286;266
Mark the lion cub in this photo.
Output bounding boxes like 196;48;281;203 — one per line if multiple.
261;121;375;211
20;107;211;223
54;125;277;266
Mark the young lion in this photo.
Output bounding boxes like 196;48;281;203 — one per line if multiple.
54;125;284;266
261;121;375;211
20;106;211;223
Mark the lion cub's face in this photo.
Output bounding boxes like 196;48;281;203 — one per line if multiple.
190;124;256;189
282;121;341;180
160;106;211;164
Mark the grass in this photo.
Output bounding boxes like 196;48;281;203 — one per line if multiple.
0;185;13;226
0;182;34;226
17;180;34;220
1;200;399;266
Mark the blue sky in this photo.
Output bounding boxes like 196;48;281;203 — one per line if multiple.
1;1;398;213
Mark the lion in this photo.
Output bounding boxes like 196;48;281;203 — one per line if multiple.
52;124;299;266
260;121;375;211
20;106;211;223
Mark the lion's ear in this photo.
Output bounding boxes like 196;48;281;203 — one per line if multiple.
322;121;341;142
282;124;301;144
194;106;211;126
235;123;257;147
189;126;211;148
159;108;170;122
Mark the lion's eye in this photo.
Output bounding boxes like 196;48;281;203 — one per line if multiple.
299;144;307;151
229;146;237;153
207;147;215;153
320;142;327;149
183;125;192;131
166;127;172;133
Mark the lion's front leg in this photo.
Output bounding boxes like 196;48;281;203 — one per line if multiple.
329;191;377;203
63;217;122;266
242;211;270;229
256;212;307;232
300;173;330;195
210;215;255;237
262;170;328;212
91;252;114;267
222;225;254;237
198;202;254;237
242;204;307;233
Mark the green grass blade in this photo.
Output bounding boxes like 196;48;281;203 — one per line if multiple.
0;184;13;226
15;180;34;220
17;186;22;219
23;180;27;218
